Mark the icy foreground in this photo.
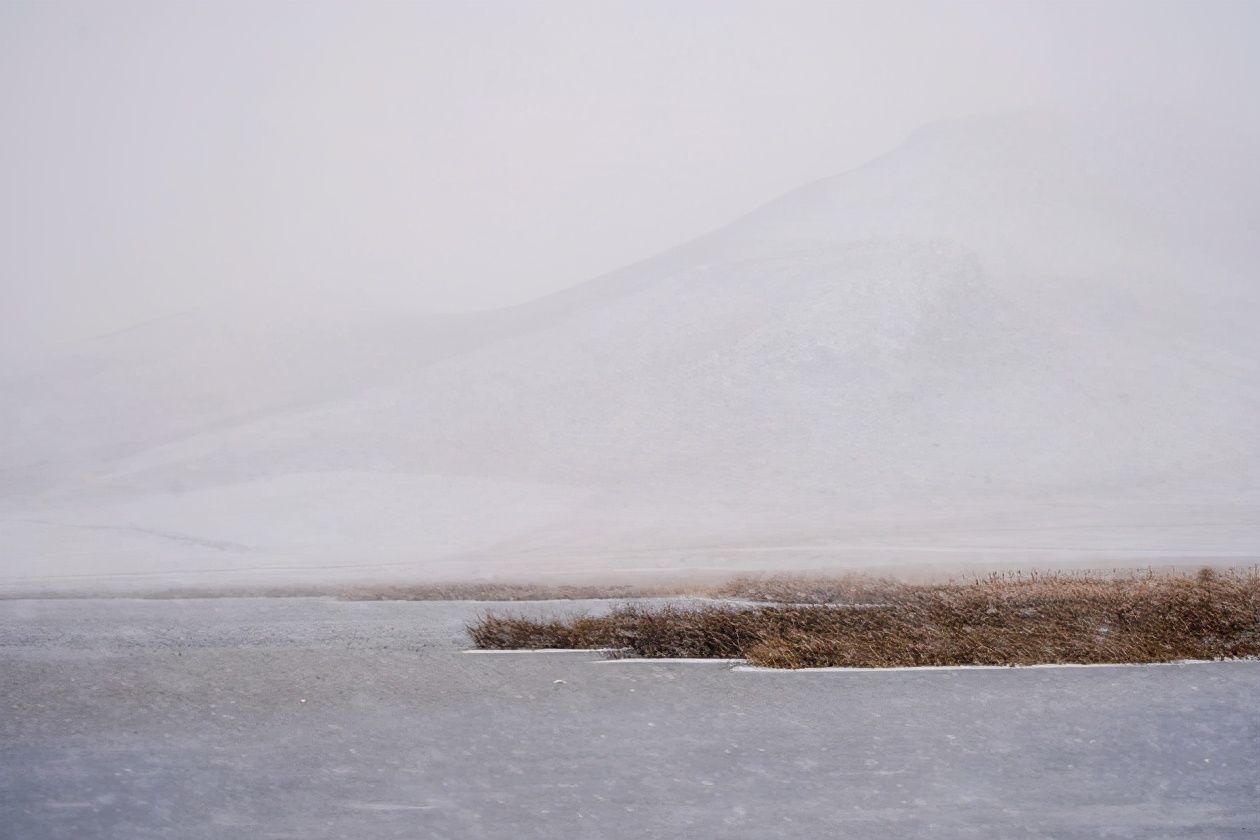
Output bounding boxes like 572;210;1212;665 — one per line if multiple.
2;112;1258;590
2;598;1257;838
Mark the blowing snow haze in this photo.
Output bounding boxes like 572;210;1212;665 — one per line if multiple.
2;4;1258;593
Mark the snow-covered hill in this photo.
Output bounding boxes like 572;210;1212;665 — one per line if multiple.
3;112;1258;591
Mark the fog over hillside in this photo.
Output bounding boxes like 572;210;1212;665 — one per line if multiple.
2;110;1257;592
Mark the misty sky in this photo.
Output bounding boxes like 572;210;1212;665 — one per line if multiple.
2;0;1257;356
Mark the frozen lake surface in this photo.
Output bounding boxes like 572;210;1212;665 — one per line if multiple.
2;597;1257;839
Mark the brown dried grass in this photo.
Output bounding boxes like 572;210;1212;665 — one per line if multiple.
467;568;1260;668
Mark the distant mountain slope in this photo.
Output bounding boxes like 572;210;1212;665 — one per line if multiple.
3;111;1258;591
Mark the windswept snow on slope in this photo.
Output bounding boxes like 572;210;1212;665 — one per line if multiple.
2;112;1258;591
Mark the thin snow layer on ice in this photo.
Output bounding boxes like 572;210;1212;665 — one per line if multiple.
730;659;1251;674
2;111;1258;590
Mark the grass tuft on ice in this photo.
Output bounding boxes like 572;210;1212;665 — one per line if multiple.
467;568;1260;669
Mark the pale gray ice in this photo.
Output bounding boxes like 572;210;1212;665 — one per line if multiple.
3;598;1256;839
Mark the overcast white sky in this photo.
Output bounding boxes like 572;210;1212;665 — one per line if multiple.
2;0;1257;355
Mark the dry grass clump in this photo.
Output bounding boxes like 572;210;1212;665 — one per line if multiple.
467;613;631;649
467;568;1260;668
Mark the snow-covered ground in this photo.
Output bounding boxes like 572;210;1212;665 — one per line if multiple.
2;111;1258;592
